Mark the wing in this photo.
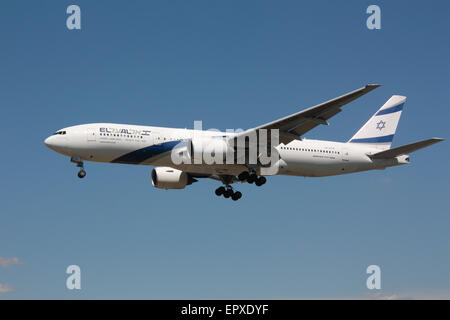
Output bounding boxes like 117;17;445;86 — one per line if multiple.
235;84;380;144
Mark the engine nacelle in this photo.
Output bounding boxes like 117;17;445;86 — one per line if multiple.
188;137;233;164
151;167;195;189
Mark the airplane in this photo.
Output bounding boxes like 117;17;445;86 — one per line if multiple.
44;84;443;200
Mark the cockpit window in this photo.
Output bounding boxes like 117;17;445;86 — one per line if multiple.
53;131;66;135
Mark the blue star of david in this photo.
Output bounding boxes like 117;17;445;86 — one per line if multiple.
376;120;386;131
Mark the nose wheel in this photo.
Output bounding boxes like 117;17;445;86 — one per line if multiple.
214;186;242;201
77;169;86;179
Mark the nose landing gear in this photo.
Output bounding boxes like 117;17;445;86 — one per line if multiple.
71;156;86;179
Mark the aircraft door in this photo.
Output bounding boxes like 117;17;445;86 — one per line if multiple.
86;128;97;142
341;146;349;162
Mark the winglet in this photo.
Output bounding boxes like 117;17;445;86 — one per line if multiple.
358;84;381;97
365;84;382;91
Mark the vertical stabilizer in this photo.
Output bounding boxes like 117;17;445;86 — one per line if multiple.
348;95;405;150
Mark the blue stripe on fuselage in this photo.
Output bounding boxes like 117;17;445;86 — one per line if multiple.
111;140;185;164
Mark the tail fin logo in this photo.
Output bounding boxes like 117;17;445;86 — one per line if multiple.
348;95;406;150
376;120;386;131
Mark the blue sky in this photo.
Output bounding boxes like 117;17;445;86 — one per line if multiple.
0;0;449;299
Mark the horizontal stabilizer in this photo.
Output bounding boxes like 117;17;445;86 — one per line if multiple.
369;138;444;159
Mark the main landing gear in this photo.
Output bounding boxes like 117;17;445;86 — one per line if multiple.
71;156;86;179
237;171;266;186
215;186;242;201
215;175;242;201
214;171;267;201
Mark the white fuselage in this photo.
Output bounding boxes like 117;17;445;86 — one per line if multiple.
44;123;408;178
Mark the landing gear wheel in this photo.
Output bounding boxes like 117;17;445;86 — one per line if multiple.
238;171;249;181
223;189;233;198
255;176;266;186
215;186;225;196
231;191;242;201
77;169;86;179
247;173;257;184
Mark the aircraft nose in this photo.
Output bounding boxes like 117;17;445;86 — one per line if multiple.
44;135;67;152
44;136;53;148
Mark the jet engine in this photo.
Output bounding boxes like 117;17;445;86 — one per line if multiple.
151;167;197;189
